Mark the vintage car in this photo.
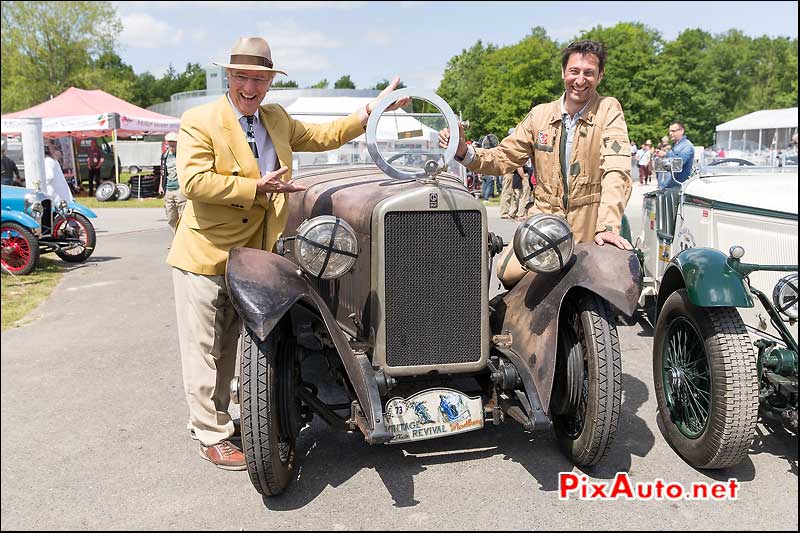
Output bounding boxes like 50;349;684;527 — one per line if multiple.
224;90;642;496
1;184;97;275
637;160;797;468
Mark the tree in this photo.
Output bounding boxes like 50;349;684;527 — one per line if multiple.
1;1;122;113
334;75;356;89
273;79;299;88
309;79;329;89
373;79;406;90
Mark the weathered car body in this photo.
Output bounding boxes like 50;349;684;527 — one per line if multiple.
1;184;97;274
225;90;642;496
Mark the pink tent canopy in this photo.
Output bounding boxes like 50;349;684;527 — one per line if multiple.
1;87;179;138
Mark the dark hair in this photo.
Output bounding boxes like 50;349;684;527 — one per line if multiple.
44;145;52;156
670;121;686;130
561;40;607;73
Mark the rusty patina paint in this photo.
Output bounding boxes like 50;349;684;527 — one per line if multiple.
226;247;391;443
490;243;642;415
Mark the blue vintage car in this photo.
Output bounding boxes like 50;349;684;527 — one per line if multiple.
1;185;97;275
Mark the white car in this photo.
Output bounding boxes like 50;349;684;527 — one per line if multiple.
638;164;798;342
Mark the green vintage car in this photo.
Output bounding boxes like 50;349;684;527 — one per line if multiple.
639;160;797;468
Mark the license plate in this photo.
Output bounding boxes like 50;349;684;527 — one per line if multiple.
384;388;484;444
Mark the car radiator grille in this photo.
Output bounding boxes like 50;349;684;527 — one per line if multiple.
383;210;482;367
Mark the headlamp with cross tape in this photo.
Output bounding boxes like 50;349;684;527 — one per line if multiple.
294;216;359;279
512;214;574;273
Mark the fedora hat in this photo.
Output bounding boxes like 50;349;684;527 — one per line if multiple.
213;37;287;75
165;132;178;142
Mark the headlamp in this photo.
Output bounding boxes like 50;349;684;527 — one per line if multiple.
295;216;358;279
772;273;798;320
512;214;574;273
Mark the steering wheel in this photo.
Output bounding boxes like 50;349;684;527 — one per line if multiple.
365;89;461;180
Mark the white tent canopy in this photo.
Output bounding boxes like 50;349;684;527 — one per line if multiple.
284;97;441;168
285;97;439;141
716;107;798;131
715;107;798;156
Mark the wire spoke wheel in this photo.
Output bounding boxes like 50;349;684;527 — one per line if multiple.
1;222;39;275
653;289;759;469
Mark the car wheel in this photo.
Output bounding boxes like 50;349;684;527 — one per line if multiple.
240;321;306;496
653;289;758;469
95;180;117;202
116;183;132;201
1;222;40;275
53;213;96;263
551;292;621;466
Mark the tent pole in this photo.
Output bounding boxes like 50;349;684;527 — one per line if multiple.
113;128;119;184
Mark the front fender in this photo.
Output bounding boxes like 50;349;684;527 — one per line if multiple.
67;202;97;219
656;247;753;317
1;209;40;230
489;243;642;416
225;247;391;444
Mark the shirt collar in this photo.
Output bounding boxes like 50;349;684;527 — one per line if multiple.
560;93;591;122
226;92;259;124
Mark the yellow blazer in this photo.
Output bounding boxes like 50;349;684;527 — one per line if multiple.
166;96;365;275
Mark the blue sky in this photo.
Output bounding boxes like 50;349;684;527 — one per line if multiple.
115;1;798;90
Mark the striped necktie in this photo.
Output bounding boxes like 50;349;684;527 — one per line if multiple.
245;115;259;158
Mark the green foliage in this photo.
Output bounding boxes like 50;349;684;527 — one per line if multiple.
373;79;407;90
334;75;356;89
438;23;798;148
273;79;299;88
309;79;329;89
1;0;122;113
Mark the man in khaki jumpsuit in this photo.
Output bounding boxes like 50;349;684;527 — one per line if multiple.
440;39;632;286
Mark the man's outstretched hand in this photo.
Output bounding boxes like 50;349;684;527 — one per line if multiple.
256;166;305;195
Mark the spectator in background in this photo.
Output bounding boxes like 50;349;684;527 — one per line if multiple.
44;144;74;206
159;132;185;233
630;140;639;183
655;121;694;189
637;139;653;185
1;141;23;186
717;147;725;158
86;139;105;197
657;135;670;151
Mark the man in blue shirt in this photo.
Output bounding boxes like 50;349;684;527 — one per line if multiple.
655;121;694;188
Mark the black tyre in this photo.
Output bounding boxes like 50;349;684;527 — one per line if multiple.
95;180;117;202
653;289;758;469
551;292;622;466
116;183;131;201
240;322;306;496
1;222;40;275
53;213;96;262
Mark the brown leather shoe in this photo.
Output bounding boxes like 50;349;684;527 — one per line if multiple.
199;440;246;471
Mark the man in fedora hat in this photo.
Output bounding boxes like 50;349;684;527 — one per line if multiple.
167;36;409;470
159;131;184;233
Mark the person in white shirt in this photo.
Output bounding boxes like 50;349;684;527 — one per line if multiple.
44;144;74;206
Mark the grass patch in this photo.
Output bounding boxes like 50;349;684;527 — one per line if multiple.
75;197;164;209
1;257;64;331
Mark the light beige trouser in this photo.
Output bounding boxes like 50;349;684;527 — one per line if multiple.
172;267;240;446
164;189;187;233
499;173;515;217
500;172;532;218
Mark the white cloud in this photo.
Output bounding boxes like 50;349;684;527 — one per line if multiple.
252;19;342;72
120;13;184;49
